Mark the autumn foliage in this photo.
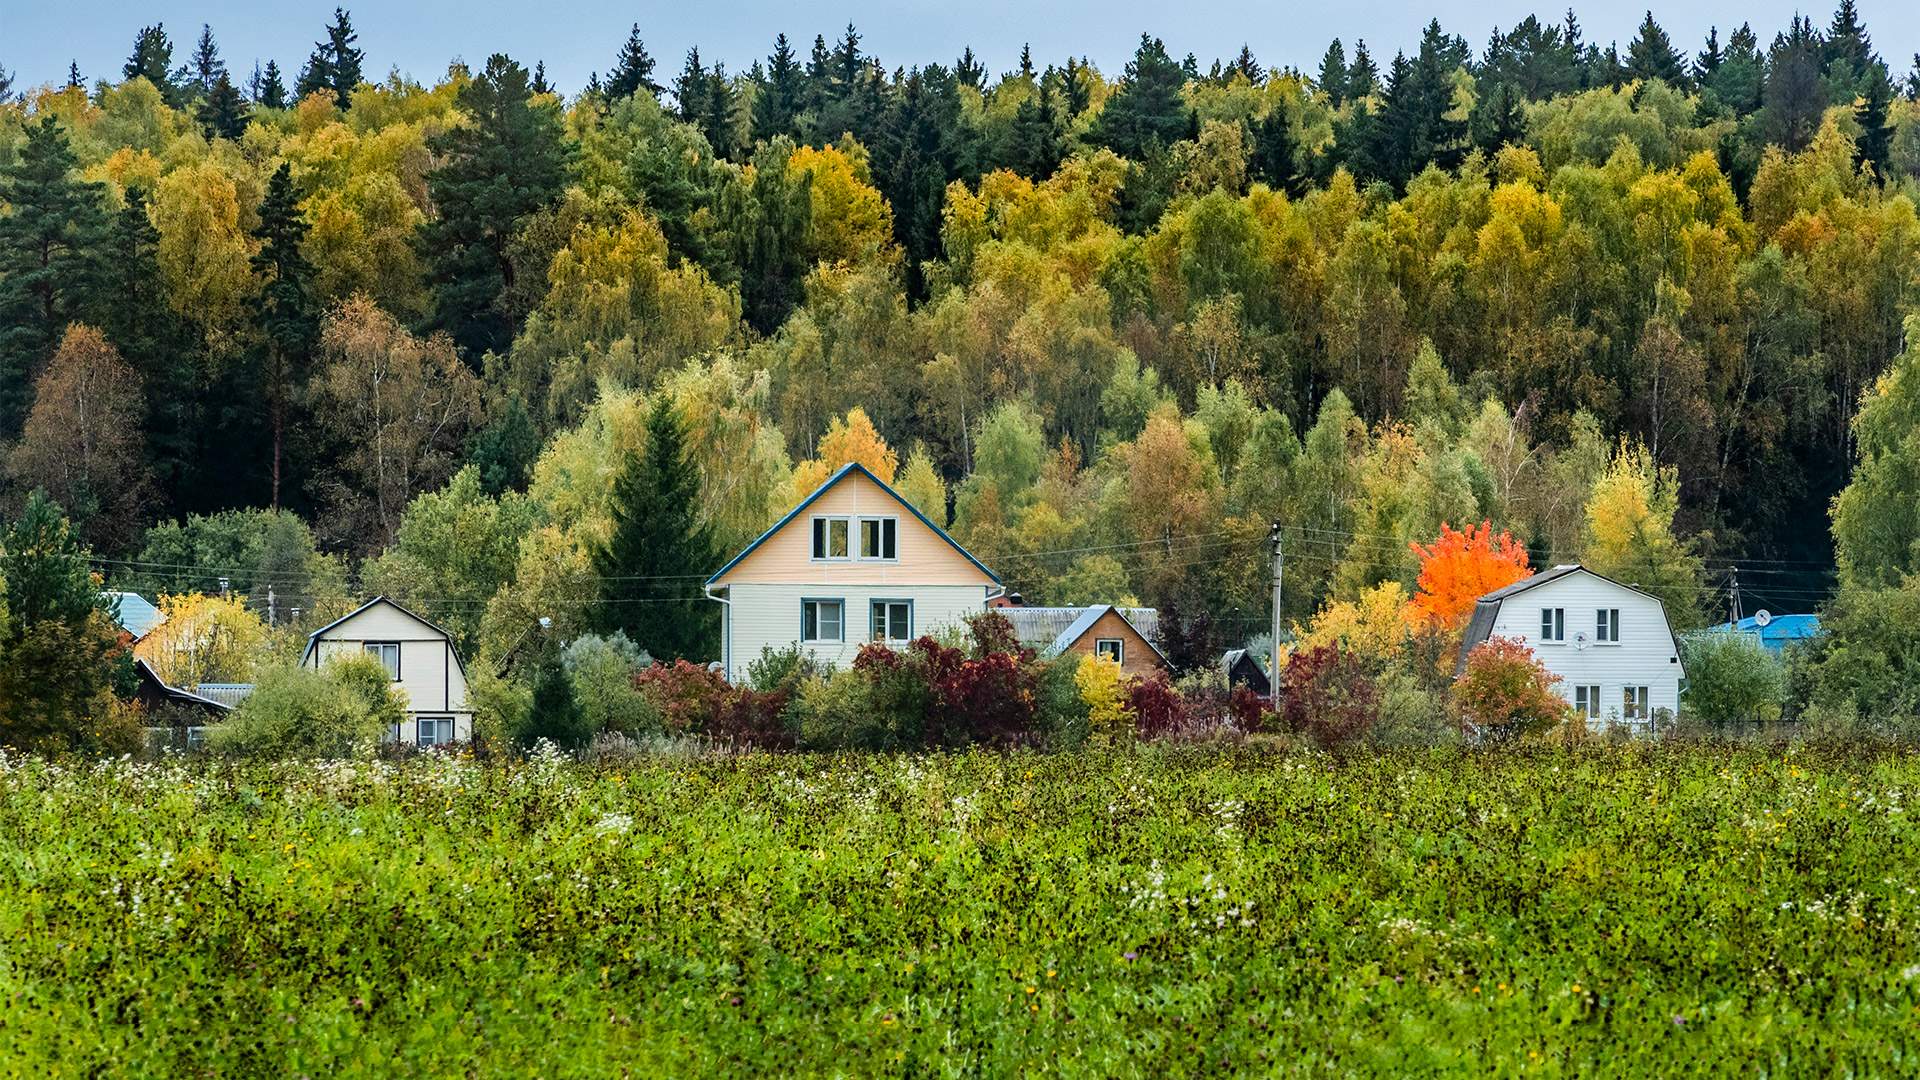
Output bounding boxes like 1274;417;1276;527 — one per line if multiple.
1408;522;1532;632
1452;637;1572;738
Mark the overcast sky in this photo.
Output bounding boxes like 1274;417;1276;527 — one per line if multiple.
7;1;1918;96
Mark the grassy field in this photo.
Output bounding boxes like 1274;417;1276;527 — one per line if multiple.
2;745;1918;1075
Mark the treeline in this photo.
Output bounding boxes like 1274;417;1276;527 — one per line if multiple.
0;5;1918;687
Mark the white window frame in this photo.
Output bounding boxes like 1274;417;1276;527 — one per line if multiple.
870;599;912;644
417;717;454;747
365;641;401;680
1596;608;1621;643
1094;638;1125;664
858;517;899;561
802;598;845;644
1540;608;1565;643
1623;685;1650;720
1573;684;1602;719
811;517;851;561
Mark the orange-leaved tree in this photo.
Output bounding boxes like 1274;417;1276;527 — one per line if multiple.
1408;522;1531;631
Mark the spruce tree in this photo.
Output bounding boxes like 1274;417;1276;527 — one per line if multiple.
1318;40;1348;106
0;117;108;441
1233;45;1263;84
530;61;552;95
1249;104;1302;195
255;60;289;108
1626;11;1689;88
592;397;719;660
955;47;985;90
190;24;225;98
0;493;128;754
65;62;83;91
1347;40;1379;98
1090;33;1191;159
1059;57;1090;117
607;24;661;100
1763;17;1826;151
752;34;804;142
198;72;250;140
298;8;363;108
1855;68;1895;181
674;47;707;123
250;163;317;508
419;53;571;361
1470;80;1527;153
1825;0;1874;83
1001;83;1063;178
124;24;182;103
0;60;12;101
702;64;737;159
97;187;194;509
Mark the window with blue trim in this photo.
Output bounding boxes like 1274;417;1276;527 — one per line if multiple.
803;599;844;643
870;600;911;643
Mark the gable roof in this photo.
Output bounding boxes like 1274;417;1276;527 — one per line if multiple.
106;591;165;641
1456;564;1678;674
299;596;465;675
133;658;231;712
1001;605;1159;649
1039;604;1169;665
704;462;1000;587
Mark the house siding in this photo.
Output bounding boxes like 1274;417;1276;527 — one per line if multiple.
714;471;991;587
723;583;990;681
1060;609;1164;677
1480;572;1684;728
304;602;473;742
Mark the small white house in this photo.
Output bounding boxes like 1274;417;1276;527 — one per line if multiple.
704;463;1003;682
1457;565;1686;730
302;597;472;746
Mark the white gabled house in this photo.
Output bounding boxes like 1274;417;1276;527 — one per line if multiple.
302;597;471;746
704;463;1003;682
1457;565;1686;730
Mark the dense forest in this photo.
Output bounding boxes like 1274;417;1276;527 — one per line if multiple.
2;3;1920;682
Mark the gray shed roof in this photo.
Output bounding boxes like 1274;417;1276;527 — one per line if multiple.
999;605;1159;650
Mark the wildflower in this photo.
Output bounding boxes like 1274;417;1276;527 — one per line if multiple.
1671;1014;1686;1026
1123;951;1138;962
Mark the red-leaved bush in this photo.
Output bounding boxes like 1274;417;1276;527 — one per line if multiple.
1278;643;1379;749
1452;637;1572;739
1128;672;1191;738
710;687;794;749
632;660;733;735
937;649;1037;746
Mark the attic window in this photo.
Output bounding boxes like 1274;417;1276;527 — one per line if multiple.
1095;638;1125;664
811;517;850;560
365;642;400;680
859;517;898;560
1540;608;1565;643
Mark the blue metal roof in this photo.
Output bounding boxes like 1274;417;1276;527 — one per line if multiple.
106;591;164;640
704;462;1001;587
1711;613;1822;653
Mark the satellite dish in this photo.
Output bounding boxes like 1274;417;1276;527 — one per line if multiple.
1753;610;1772;627
1573;630;1590;650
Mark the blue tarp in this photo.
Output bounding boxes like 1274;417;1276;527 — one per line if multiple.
1709;613;1822;653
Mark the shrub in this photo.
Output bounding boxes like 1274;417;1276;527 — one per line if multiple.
1035;654;1091;748
1174;667;1269;734
563;632;661;737
1452;637;1571;739
1369;668;1456;747
1075;653;1130;743
747;643;822;693
1680;631;1785;726
633;660;734;735
712;686;793;749
789;671;876;750
937;649;1038;746
964;610;1028;660
1128;671;1192;739
853;644;938;748
1278;644;1380;749
207;657;398;759
517;656;592;749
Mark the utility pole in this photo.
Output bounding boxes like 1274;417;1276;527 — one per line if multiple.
267;585;276;629
1269;521;1284;692
1729;566;1742;624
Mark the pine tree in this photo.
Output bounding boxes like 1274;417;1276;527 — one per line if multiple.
607;24;660;100
591;397;719;660
0;493;129;754
190;24;224;98
1090;33;1191;159
530;60;552;95
1248;103;1302;195
250;163;317;509
753;34;804;142
65;62;83;91
0;117;108;441
1318;39;1349;106
419;54;571;361
1763;16;1826;151
1626;11;1688;88
198;72;249;140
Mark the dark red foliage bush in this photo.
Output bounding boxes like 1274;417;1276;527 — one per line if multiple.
936;649;1038;746
710;687;794;749
632;660;733;735
965;610;1031;661
1278;643;1379;749
1128;672;1191;738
